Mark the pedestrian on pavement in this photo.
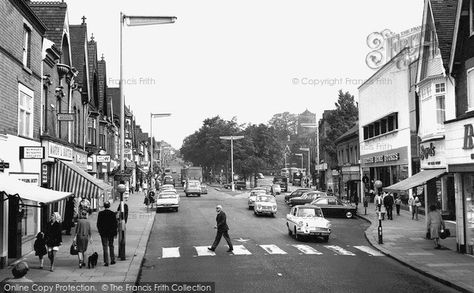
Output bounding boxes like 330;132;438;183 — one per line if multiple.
427;204;445;249
79;195;91;215
45;212;62;272
383;192;394;220
353;192;359;210
97;201;117;266
413;195;421;220
208;205;233;252
142;181;148;195
117;198;129;223
33;232;47;269
75;210;92;268
0;261;33;288
408;194;414;218
394;194;402;216
374;191;383;212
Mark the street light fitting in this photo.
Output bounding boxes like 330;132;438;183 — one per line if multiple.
220;135;244;140
124;15;177;26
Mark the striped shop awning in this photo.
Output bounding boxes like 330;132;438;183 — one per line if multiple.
51;159;112;202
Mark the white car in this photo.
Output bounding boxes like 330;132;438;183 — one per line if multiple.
254;195;277;216
248;189;266;209
271;184;281;195
156;190;179;212
286;205;331;242
161;184;175;191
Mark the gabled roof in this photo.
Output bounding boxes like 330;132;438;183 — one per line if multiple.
299;109;314;116
69;22;87;86
28;1;67;48
335;122;359;144
108;87;120;120
430;0;458;71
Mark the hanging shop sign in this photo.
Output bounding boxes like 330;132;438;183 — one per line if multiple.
57;113;75;121
96;155;111;163
19;146;45;159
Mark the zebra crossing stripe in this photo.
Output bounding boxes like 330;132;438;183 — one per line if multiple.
353;246;384;256
232;245;252;255
259;245;287;254
162;247;180;258
194;246;216;256
324;245;356;256
291;244;323;255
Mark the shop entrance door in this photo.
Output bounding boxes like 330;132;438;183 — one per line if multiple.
8;197;22;259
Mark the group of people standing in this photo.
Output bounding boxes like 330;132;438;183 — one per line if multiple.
373;191;402;220
33;199;120;271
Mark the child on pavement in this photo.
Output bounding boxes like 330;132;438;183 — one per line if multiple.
34;232;47;269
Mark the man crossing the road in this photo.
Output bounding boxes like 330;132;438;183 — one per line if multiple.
208;205;233;252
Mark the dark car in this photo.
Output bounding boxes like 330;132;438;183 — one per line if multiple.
284;188;310;204
288;191;327;206
273;176;288;192
163;176;175;187
310;196;357;218
224;181;246;190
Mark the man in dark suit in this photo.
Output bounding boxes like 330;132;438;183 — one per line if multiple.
208;205;233;252
97;201;118;266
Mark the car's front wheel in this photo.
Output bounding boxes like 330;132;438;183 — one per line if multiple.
345;211;353;219
287;224;293;236
322;235;329;242
294;227;299;240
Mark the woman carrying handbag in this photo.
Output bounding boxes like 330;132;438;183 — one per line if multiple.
75;210;92;268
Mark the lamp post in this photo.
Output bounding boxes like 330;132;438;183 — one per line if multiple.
299;147;310;176
119;13;176;260
219;136;244;191
294;153;303;169
301;117;319;189
150;113;171;175
374;180;383;244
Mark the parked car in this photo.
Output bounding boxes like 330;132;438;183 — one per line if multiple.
254;194;277;216
288;191;326;206
156;190;179;212
248;189;266;210
271;184;281;195
286;205;331;242
273;176;288;192
163;176;175;187
284;188;311;204
224;180;247;190
257;173;265;179
201;183;208;194
161;184;175;191
310;196;357;218
185;180;202;197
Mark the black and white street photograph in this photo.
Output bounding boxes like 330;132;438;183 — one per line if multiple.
1;0;474;292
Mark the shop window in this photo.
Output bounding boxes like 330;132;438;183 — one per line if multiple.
22;25;31;68
21;200;38;239
462;174;474;253
436;95;446;124
467;68;474;111
18;84;34;138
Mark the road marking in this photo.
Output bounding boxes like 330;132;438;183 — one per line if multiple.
406;252;434;256
162;247;180;258
194;246;216;256
324;245;356;256
232;245;252;255
259;245;287;254
292;244;323;255
353;246;383;256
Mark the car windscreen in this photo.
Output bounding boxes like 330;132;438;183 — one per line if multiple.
297;208;322;217
256;196;275;202
159;193;177;199
188;182;200;188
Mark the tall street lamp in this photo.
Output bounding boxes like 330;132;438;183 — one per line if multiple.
295;153;303;169
150;113;171;175
220;136;244;191
300;147;310;176
301;115;319;188
119;13;176;261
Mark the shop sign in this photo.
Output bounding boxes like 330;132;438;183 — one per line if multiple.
41;164;48;184
9;173;39;186
124;148;132;155
140;161;149;166
48;142;73;161
420;142;436;160
96;155;111;163
126;161;136;168
57;113;75;121
75;152;88;167
363;152;399;164
19;146;44;159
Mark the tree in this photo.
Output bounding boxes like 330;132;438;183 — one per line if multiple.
320;90;359;163
268;112;298;143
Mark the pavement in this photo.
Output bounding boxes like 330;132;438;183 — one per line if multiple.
358;202;474;293
0;190;155;284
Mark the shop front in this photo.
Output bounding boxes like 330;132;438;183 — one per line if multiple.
360;146;409;201
341;165;361;203
0;173;72;267
445;118;474;254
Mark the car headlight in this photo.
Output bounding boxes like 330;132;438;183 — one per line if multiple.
326;223;332;228
257;205;261;209
297;221;303;227
272;205;277;210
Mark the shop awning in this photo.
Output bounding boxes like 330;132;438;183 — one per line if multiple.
384;169;446;192
0;173;72;204
51;159;112;200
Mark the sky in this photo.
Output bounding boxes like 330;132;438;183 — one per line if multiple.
66;0;424;149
